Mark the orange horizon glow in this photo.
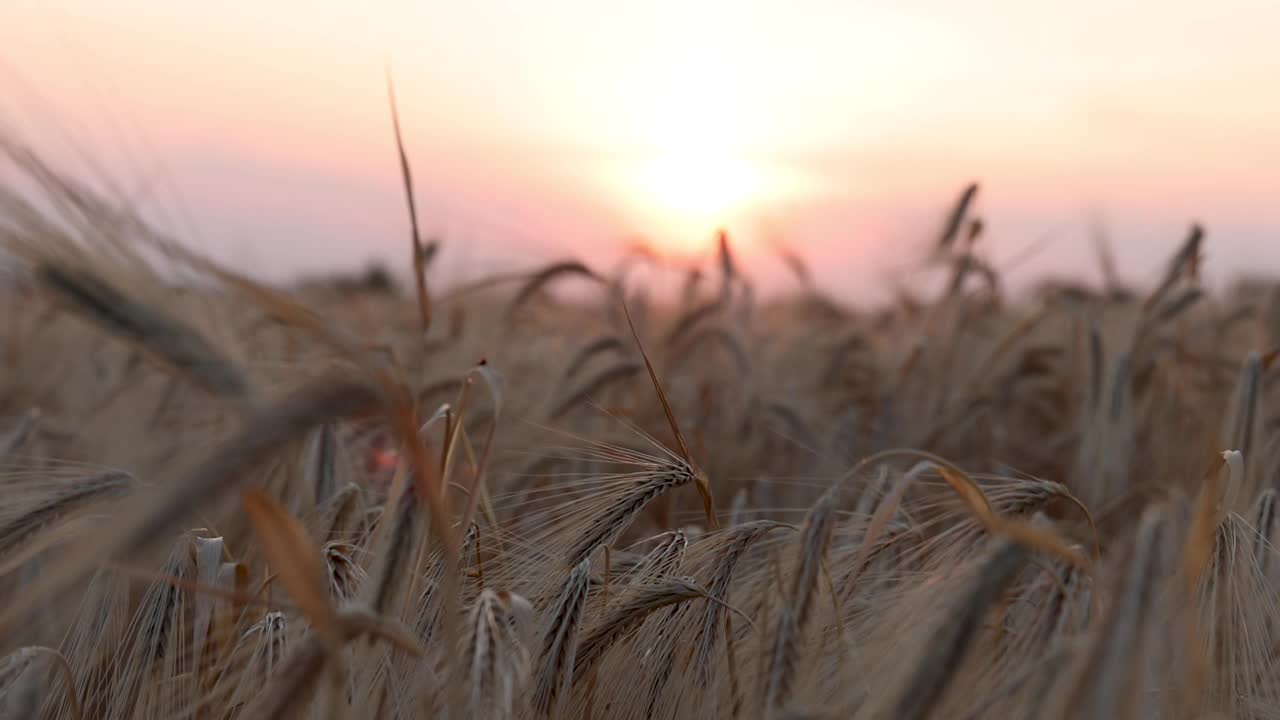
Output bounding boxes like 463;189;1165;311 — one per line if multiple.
2;0;1278;298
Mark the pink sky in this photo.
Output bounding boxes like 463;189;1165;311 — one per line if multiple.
2;0;1278;300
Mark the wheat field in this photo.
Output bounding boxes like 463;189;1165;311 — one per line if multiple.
1;142;1280;719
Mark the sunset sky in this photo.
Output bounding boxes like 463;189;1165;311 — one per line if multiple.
2;0;1278;299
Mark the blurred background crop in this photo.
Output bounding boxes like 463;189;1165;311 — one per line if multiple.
2;0;1277;300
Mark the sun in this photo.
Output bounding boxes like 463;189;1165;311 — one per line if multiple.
631;151;767;232
612;44;780;254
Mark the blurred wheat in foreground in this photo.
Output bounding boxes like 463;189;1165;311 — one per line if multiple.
2;145;1280;720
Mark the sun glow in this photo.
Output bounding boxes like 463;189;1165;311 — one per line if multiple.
615;40;783;254
623;147;803;255
632;151;766;225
